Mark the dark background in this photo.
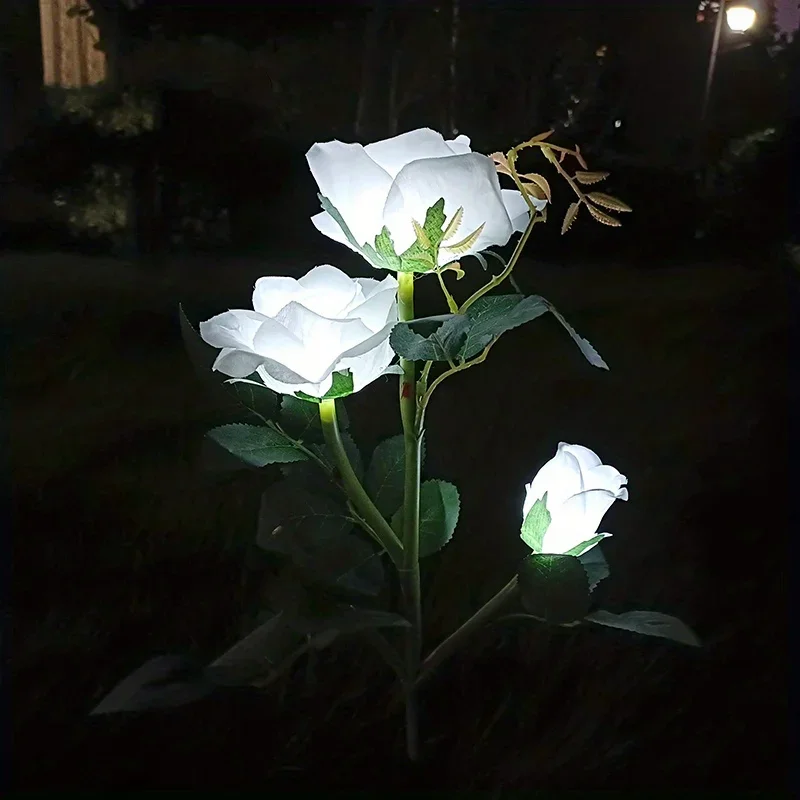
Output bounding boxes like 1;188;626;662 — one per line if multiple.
4;0;793;792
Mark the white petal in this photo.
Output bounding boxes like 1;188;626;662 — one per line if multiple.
383;153;513;258
252;276;303;317
583;464;628;495
256;364;333;399
296;264;360;317
523;445;585;516
267;302;374;382
211;348;266;378
305;140;393;246
446;134;472;154
544;488;621;554
364;128;455;178
199;309;266;351
561;443;603;472
337;335;398;393
501;189;531;233
346;277;398;332
310;210;362;253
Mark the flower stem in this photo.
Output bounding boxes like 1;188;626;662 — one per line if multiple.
415;575;520;690
318;398;404;567
397;271;423;762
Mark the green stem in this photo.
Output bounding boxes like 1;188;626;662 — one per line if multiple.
415;575;519;690
318;399;404;567
397;271;423;762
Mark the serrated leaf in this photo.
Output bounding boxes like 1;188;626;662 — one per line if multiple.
230;380;278;423
517;553;591;625
561;202;580;235
585;610;701;647
522;130;554;145
442;206;464;242
520;494;551;552
586;203;622;227
374;226;402;269
91;655;214;715
461;294;549;360
207;423;307;467
279;395;321;440
442;222;485;255
578;546;609;592
587;192;632;213
389;314;471;362
564;534;609;558
365;434;426;518
399;254;437;274
545;302;609;370
574;170;609;185
519;172;552;202
391;479;460;557
422;197;447;246
257;482;384;595
573;145;588;170
412;218;432;250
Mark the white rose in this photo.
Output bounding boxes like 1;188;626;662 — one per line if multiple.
199;265;400;399
305;128;546;268
523;443;628;557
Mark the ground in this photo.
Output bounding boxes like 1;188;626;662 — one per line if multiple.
7;248;788;791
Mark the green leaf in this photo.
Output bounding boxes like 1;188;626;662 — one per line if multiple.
461;294;549;359
546;302;608;370
279;395;320;440
564;534;609;558
206;424;307;467
391;479;460;557
520;494;551;552
421;197;447;247
91;655;214;715
585;610;701;647
365;435;426;518
318;194;372;259
517;553;591;625
577;546;609;592
389;315;471;362
230;380;278;423
441;222;485;256
297;371;354;402
399;253;437;274
374;226;401;269
257;482;384;596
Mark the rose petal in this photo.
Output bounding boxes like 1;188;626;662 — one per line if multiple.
383;153;513;258
310;210;361;253
501;189;531;233
544;488;620;553
255;363;334;399
561;443;603;473
446;134;472;155
199;310;266;352
364;129;456;178
337;335;398;392
305;140;393;246
295;265;360;317
524;445;584;516
211;347;266;378
252;277;304;317
346;276;398;332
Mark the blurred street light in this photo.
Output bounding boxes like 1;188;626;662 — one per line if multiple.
725;4;758;33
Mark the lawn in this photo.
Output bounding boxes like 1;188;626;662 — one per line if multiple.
7;248;788;791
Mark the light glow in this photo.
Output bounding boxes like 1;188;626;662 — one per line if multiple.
726;4;757;33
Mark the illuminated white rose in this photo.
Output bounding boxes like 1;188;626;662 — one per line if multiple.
522;442;628;557
199;265;399;399
305;128;546;268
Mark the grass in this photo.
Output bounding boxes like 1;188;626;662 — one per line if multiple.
7;249;788;791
